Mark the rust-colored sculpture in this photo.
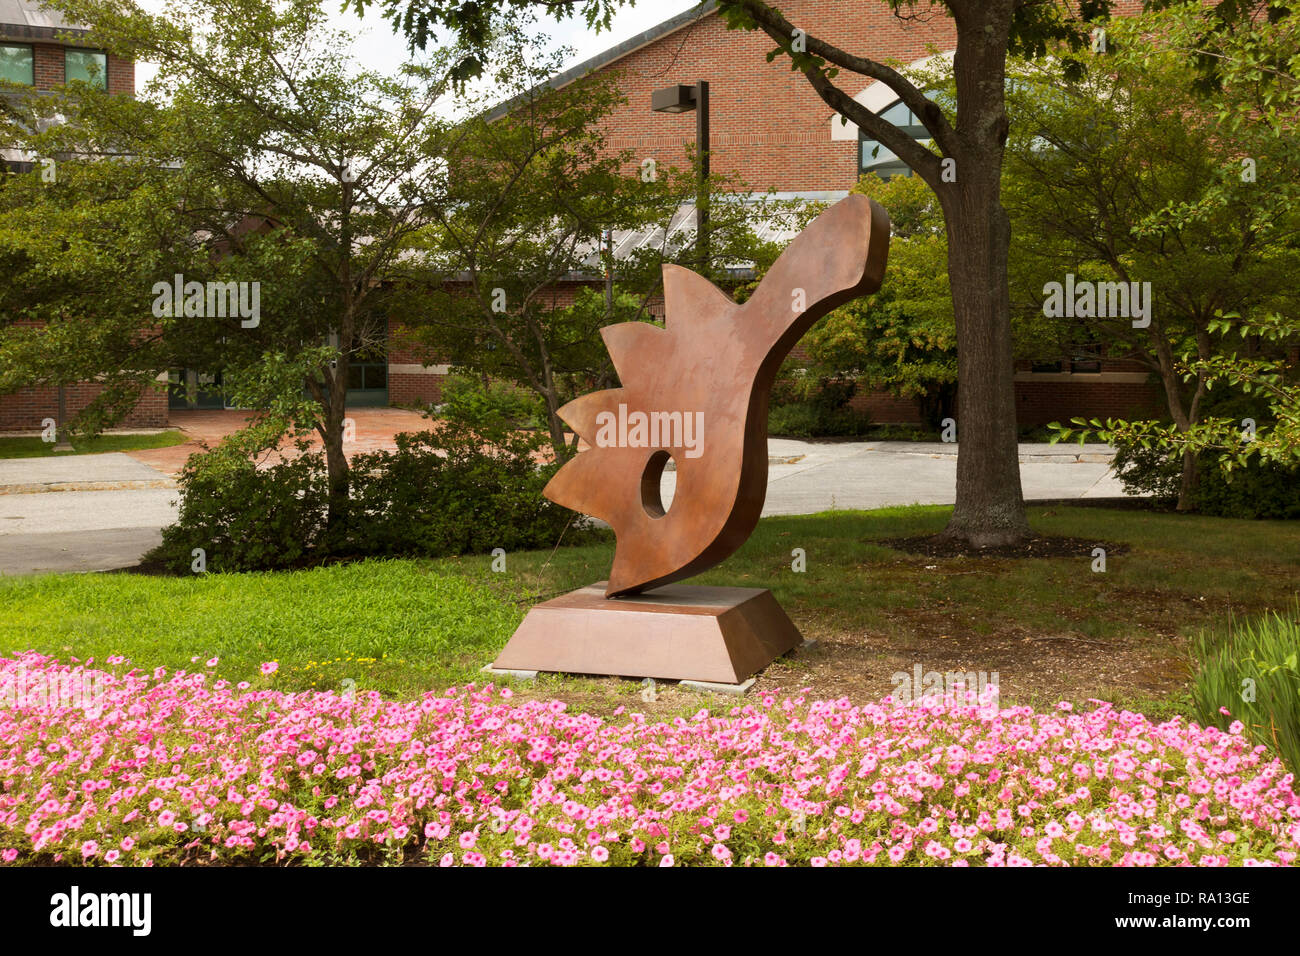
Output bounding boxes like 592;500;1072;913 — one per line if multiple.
545;193;890;596
491;194;890;684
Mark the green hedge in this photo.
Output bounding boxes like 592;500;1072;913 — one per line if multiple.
1112;439;1300;518
149;422;578;573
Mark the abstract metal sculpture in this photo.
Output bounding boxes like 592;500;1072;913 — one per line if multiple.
492;194;890;685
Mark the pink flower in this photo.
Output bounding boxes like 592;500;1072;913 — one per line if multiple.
659;854;675;867
206;657;219;667
591;846;609;863
260;661;279;675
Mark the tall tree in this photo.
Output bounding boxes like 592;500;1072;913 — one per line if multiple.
346;0;1174;548
1002;13;1300;508
1033;2;1300;483
395;69;797;460
3;0;470;542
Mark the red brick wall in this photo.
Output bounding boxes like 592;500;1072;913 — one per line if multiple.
27;42;132;93
0;382;167;432
850;390;923;424
107;51;133;94
588;1;955;192
1015;379;1165;427
32;43;63;88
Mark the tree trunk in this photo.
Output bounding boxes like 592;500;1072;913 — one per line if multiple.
323;353;351;543
545;396;571;464
1147;321;1203;511
1177;445;1198;510
937;176;1030;547
927;0;1030;549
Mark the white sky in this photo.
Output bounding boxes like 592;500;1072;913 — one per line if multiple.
134;0;702;92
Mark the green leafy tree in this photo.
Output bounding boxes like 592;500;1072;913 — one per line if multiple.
799;173;956;427
349;0;1268;547
2;0;475;542
1004;5;1300;506
395;66;798;459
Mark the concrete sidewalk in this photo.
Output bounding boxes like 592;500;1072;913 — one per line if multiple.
0;437;1129;576
0;452;176;493
661;439;1124;515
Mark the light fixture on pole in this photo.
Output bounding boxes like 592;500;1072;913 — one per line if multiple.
651;81;710;271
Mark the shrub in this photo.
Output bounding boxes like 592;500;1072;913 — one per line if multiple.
436;373;545;431
1112;436;1300;518
152;446;328;573
151;419;579;573
1110;438;1182;502
347;421;576;557
1192;458;1300;520
1192;605;1300;776
769;372;871;437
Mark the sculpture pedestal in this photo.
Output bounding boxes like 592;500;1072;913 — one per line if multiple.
492;582;803;684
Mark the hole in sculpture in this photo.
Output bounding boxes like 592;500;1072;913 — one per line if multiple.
640;450;673;518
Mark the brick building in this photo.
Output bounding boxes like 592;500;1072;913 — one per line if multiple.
1;0;1165;430
0;0;160;430
453;0;1161;427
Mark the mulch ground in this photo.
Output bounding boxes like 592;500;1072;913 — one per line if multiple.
878;534;1131;560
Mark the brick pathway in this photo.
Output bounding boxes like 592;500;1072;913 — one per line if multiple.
125;408;433;476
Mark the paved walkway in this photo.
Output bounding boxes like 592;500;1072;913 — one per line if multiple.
124;408;432;476
0;429;1127;576
656;439;1122;514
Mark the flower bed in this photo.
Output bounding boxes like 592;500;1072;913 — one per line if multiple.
1;652;1296;866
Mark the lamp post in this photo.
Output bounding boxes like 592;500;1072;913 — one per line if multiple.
651;80;710;271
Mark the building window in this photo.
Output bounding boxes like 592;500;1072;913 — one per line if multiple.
0;43;35;86
65;49;108;89
858;97;934;180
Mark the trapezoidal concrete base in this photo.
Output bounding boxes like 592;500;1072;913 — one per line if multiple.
492;582;803;684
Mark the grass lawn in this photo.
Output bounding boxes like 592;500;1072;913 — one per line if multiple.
0;430;188;458
0;504;1295;720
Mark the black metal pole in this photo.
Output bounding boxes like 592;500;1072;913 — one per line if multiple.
695;80;709;273
603;228;614;319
